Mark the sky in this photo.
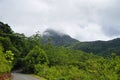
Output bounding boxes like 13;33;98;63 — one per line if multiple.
0;0;120;41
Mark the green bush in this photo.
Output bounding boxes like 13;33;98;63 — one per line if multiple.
0;45;14;74
23;45;48;73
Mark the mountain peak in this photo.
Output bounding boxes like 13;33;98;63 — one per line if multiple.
42;29;79;46
43;29;65;37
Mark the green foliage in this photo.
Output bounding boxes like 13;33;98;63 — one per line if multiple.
0;21;13;34
0;37;15;51
22;42;118;80
0;45;13;74
33;46;120;80
26;45;48;64
27;42;120;80
5;50;14;66
23;45;48;73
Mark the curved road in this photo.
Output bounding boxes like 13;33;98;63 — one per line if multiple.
12;73;40;80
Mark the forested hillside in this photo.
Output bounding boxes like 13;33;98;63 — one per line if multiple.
73;39;120;56
1;21;120;80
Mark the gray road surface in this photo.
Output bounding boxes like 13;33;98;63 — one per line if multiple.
11;73;40;80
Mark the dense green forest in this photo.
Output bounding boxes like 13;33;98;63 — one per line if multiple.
1;21;120;80
73;39;120;56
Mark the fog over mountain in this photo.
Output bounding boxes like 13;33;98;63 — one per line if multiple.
0;0;120;41
43;29;65;37
42;29;79;46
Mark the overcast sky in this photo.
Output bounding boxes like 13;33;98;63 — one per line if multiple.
0;0;120;41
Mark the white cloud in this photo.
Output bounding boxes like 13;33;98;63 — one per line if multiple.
0;0;120;41
43;22;109;41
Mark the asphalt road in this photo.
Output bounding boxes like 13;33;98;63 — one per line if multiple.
11;73;40;80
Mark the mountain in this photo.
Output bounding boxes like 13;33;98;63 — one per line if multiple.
73;38;120;56
42;29;120;56
42;29;79;47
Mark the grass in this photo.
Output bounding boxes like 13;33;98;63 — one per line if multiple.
32;74;47;80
